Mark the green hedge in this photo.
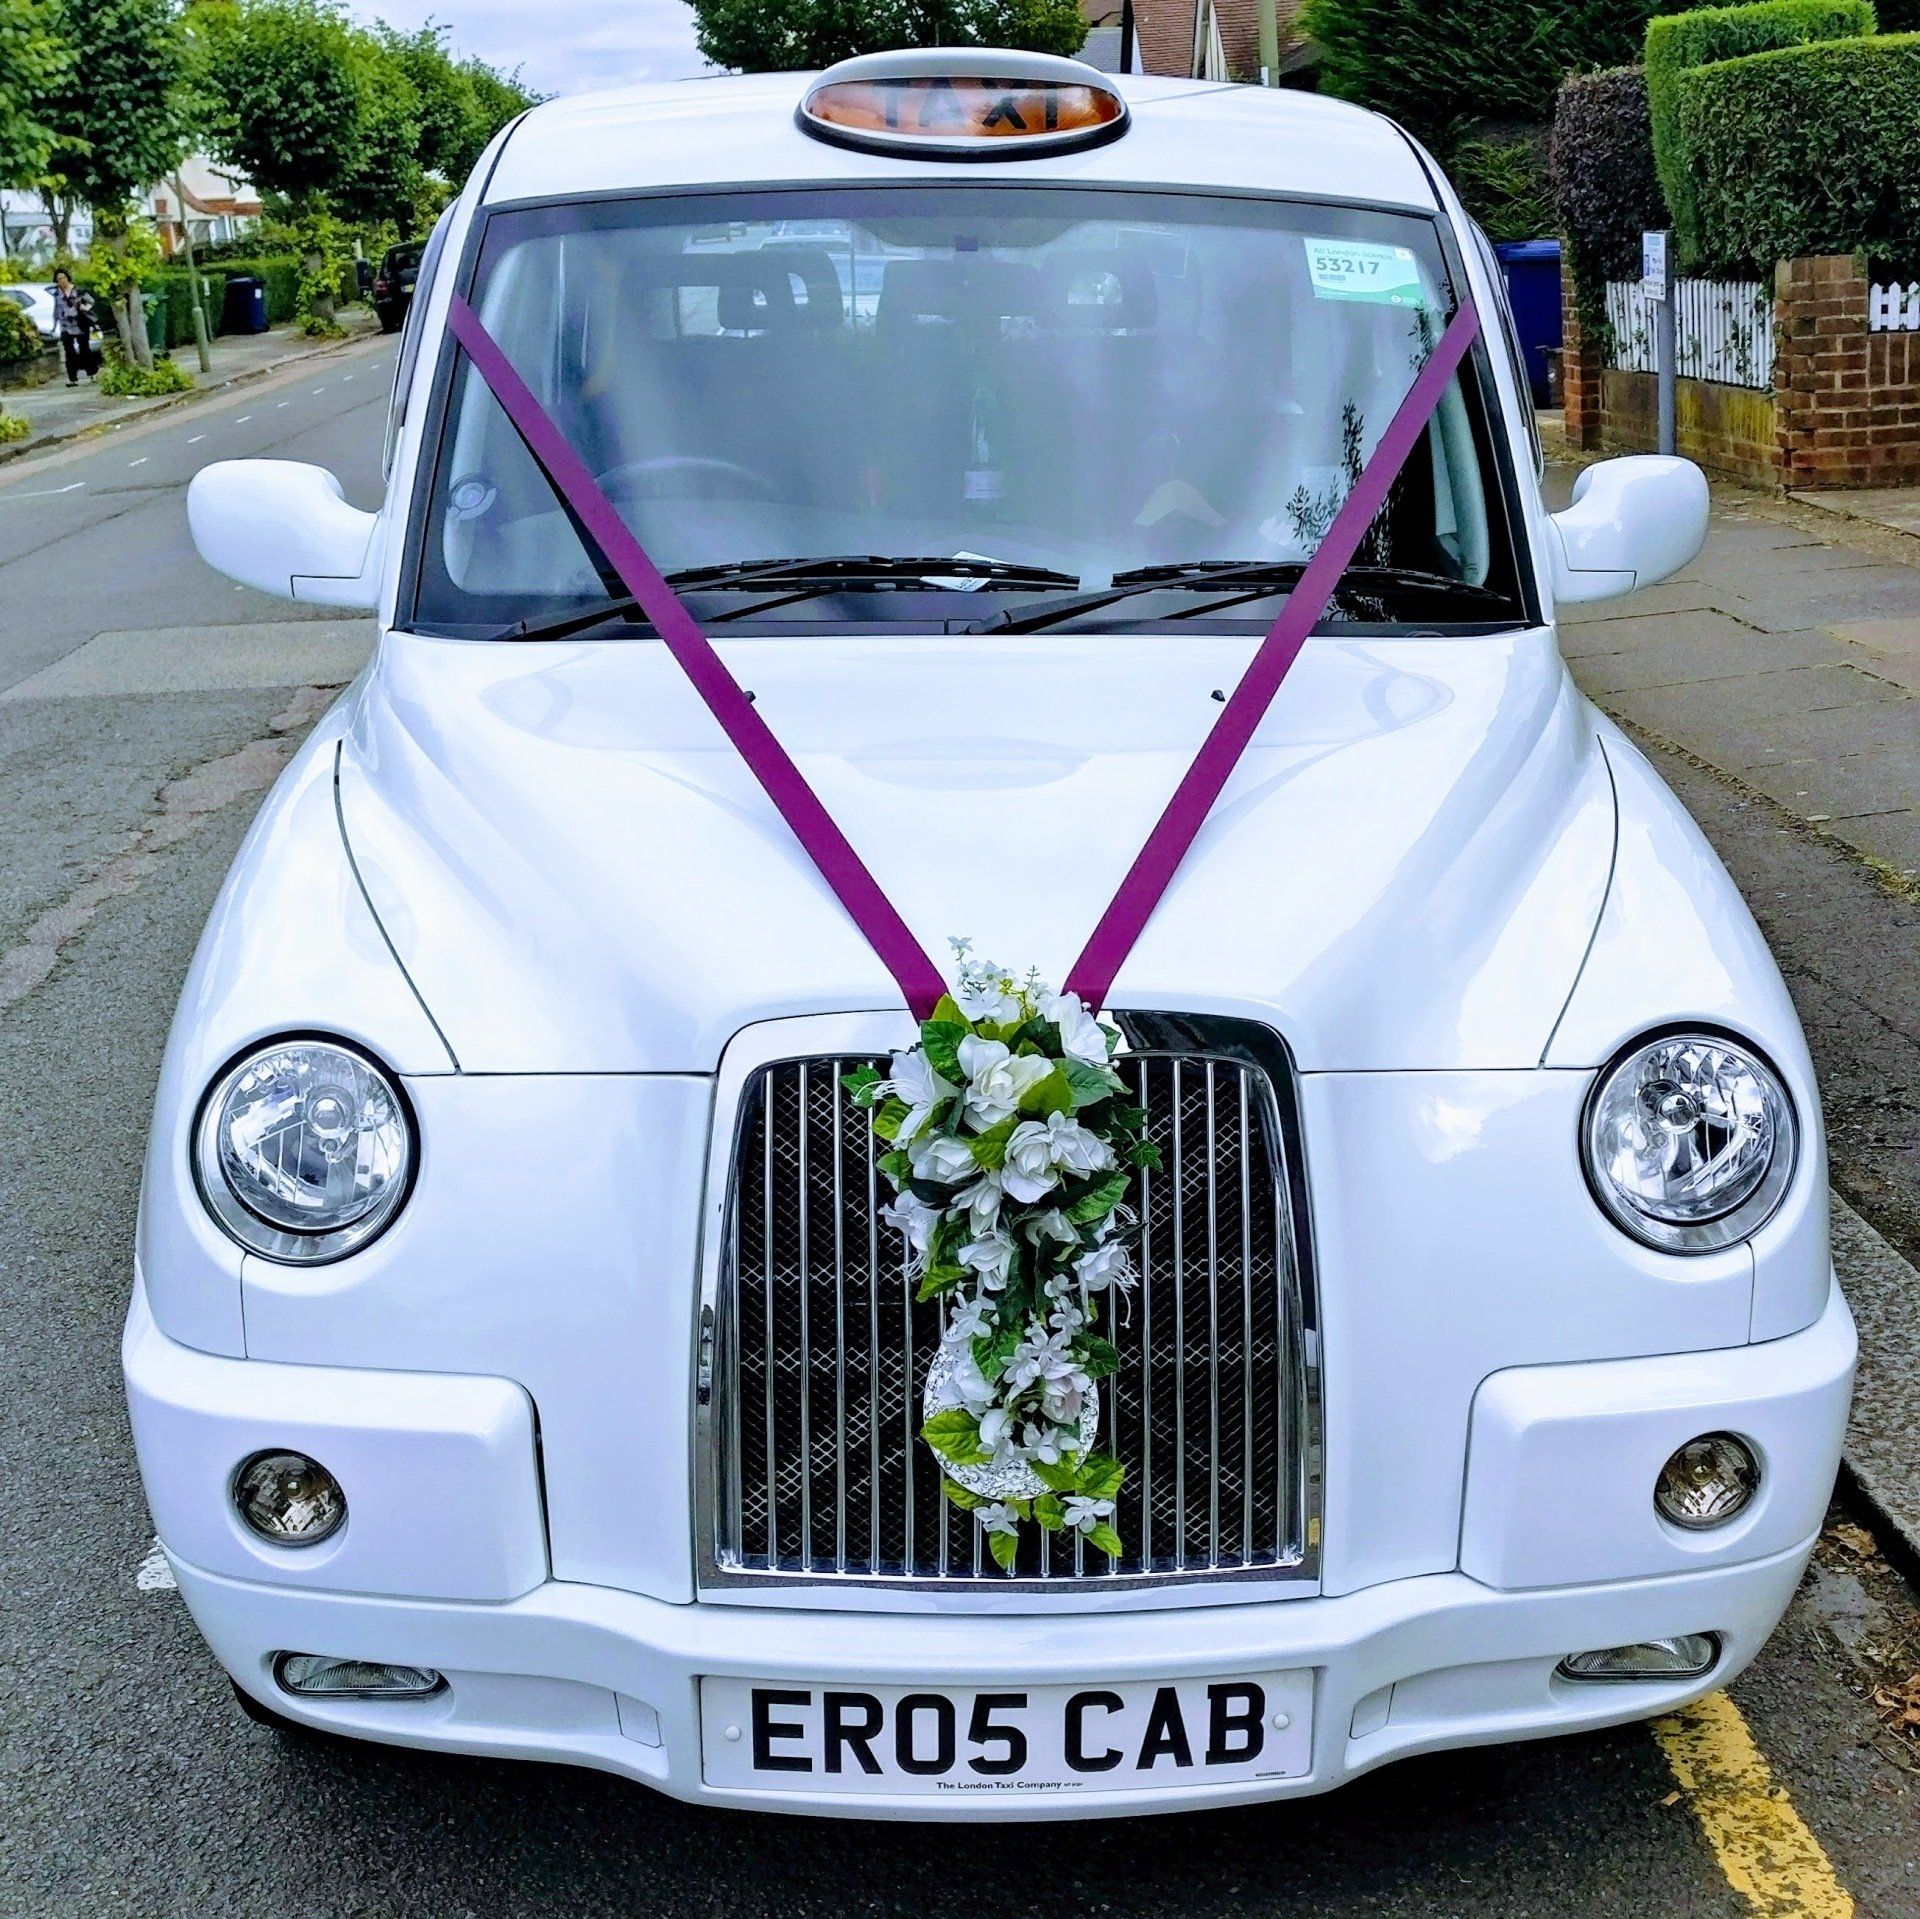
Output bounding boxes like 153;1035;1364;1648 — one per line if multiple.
1647;0;1876;264
211;255;301;325
1551;66;1667;300
147;268;227;348
1675;31;1920;271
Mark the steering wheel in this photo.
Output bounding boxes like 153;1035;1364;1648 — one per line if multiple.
595;455;776;502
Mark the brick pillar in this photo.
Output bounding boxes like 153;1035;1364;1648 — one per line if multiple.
1773;253;1879;490
1559;261;1604;451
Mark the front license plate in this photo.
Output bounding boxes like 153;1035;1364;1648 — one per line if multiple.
700;1671;1313;1797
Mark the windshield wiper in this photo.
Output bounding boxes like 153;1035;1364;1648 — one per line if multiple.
972;561;1515;636
474;555;1082;644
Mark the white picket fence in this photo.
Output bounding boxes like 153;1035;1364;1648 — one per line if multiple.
1603;277;1774;390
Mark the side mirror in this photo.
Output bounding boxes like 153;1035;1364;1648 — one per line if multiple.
187;460;381;610
1548;455;1708;605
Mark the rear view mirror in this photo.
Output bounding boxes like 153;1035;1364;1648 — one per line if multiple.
187;460;381;609
1548;455;1708;605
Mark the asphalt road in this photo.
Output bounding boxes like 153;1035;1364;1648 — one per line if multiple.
0;352;1914;1915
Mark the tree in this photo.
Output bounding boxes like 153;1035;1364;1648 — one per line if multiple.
450;55;537;176
692;0;1086;75
197;0;364;322
38;0;187;367
0;0;66;192
332;34;424;234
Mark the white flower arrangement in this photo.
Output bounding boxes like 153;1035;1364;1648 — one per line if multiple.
845;941;1160;1571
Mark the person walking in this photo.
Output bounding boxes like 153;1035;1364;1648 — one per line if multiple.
51;269;96;386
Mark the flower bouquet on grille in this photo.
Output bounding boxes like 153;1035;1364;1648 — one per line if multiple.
844;942;1160;1571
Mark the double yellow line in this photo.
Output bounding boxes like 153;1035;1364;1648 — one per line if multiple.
1653;1692;1855;1917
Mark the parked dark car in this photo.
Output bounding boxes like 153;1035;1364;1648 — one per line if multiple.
372;242;424;334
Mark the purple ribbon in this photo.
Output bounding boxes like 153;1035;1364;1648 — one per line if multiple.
447;291;1481;1020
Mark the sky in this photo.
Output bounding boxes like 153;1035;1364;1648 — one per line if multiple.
349;0;713;101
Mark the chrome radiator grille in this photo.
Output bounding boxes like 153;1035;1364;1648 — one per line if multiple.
706;1019;1317;1589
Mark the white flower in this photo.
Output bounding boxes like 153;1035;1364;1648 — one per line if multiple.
956;1035;1055;1130
1042;1374;1089;1427
1022;1421;1072;1464
1047;1297;1086;1335
978;1405;1016;1454
1006;1326;1076;1395
977;1501;1022;1537
950;1349;996;1409
947;1294;995;1342
1073;1239;1135;1293
956;1176;1004;1237
908;1130;978;1185
878;1190;940;1257
1040;1111;1115;1176
1063;1494;1116;1536
1045;990;1113;1067
1023;1208;1079;1249
957;969;1025;1026
884;1052;954;1142
1001;1120;1062;1204
959;1232;1016;1292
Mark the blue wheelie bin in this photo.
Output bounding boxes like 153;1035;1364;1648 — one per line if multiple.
1492;239;1563;405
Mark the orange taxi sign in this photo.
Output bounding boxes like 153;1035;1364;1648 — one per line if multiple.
799;49;1129;159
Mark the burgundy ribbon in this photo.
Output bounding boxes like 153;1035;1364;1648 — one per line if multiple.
446;292;1480;1020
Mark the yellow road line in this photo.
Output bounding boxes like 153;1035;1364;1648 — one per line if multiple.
1652;1691;1854;1918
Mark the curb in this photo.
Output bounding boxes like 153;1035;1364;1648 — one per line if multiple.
0;324;385;469
1831;1195;1920;1573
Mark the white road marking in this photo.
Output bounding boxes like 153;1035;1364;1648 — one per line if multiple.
342;373;354;382
128;457;147;467
276;401;289;409
235;414;251;424
187;434;205;444
311;385;325;394
4;482;84;498
136;1540;176;1591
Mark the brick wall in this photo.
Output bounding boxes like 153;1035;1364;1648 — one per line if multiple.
1133;0;1303;80
1775;254;1920;490
1560;262;1605;452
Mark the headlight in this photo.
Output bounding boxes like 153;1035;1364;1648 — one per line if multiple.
1582;1032;1796;1252
195;1039;414;1263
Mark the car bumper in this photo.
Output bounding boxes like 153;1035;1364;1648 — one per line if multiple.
127;1280;1855;1821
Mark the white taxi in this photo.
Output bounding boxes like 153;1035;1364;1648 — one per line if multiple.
132;50;1854;1818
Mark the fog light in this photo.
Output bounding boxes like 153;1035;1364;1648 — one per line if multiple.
275;1652;443;1699
233;1450;346;1546
1558;1635;1717;1683
1655;1433;1759;1530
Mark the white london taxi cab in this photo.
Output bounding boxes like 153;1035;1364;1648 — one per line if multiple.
134;50;1854;1818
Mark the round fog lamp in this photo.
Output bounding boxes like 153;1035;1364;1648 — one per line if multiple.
233;1450;346;1546
1655;1432;1759;1531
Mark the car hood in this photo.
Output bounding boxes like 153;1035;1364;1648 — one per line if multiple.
336;626;1615;1074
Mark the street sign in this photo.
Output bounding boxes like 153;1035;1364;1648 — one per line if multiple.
1642;230;1670;303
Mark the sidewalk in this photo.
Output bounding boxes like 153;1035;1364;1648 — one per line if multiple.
1548;451;1920;1570
0;306;381;463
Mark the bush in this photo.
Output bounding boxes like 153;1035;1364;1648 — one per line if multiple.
98;352;195;397
147;268;227;348
0;412;30;443
1675;32;1920;271
0;297;43;364
206;254;300;326
1551;66;1667;306
1647;0;1876;263
1452;133;1556;242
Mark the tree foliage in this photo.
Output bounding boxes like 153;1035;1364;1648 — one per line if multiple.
1302;0;1725;147
39;0;187;210
0;0;67;189
1549;64;1667;310
692;0;1086;74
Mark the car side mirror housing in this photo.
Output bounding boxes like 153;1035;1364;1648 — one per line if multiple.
187;460;381;610
1548;455;1709;605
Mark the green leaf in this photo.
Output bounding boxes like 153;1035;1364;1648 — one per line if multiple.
1033;1493;1066;1532
1130;1140;1164;1171
968;1115;1017;1170
1062;1059;1128;1109
842;1064;883;1107
918;1020;969;1082
915;1261;968;1303
1076;1453;1126;1500
988;1527;1020;1571
921;1408;992;1467
941;1477;986;1512
1030;1457;1082;1494
871;1096;912;1142
972;1324;1021;1383
1066;1173;1130;1225
1009;1016;1055;1053
1019;1067;1076;1118
930;994;969;1030
1085;1522;1124;1560
878;1149;913;1185
1077;1334;1121;1381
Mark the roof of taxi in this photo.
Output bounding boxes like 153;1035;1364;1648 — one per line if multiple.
479;71;1442;211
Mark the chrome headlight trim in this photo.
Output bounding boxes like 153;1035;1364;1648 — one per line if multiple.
193;1035;417;1265
1580;1026;1798;1254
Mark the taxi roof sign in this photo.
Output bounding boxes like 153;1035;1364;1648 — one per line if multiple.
798;48;1129;160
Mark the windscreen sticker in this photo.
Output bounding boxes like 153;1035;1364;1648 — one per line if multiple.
1303;237;1432;308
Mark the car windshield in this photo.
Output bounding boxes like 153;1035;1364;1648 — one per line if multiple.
411;187;1527;636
